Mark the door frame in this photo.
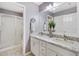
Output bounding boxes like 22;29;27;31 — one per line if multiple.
15;2;25;55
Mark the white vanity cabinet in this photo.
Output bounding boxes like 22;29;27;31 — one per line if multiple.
31;36;76;56
31;37;40;56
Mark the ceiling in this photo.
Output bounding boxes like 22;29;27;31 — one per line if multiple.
0;2;23;13
0;2;76;14
49;2;76;13
33;2;43;5
38;2;76;13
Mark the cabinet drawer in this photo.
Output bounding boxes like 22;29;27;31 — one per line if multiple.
47;48;57;56
47;43;76;56
40;40;46;47
31;37;39;48
40;46;46;56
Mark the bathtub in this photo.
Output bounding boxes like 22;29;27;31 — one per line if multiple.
0;44;23;56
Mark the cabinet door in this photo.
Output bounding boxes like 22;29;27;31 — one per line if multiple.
47;43;76;56
40;46;46;56
40;40;47;56
31;37;40;56
47;48;57;56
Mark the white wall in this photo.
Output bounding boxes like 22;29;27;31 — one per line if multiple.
39;12;48;32
19;2;47;54
54;15;64;33
77;3;79;36
54;13;77;35
39;12;53;32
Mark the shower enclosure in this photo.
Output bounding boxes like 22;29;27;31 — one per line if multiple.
0;2;24;56
0;13;23;56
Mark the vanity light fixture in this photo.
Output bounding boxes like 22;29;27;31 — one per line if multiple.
47;2;64;12
53;2;63;7
43;2;64;12
46;4;53;11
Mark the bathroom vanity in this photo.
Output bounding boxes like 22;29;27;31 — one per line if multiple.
30;2;79;56
30;33;79;56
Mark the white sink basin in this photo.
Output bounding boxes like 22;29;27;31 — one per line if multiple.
38;34;74;44
51;37;75;45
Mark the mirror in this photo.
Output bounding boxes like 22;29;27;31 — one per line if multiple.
42;2;78;36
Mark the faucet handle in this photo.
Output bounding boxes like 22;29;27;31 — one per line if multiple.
63;33;67;41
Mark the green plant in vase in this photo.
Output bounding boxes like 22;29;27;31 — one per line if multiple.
52;20;56;32
48;20;56;37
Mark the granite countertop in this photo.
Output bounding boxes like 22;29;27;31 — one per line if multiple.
42;31;79;38
30;33;79;54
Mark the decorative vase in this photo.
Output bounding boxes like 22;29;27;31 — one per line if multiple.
49;29;52;37
52;28;55;32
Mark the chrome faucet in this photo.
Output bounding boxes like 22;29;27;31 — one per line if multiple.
63;31;68;41
63;34;67;41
